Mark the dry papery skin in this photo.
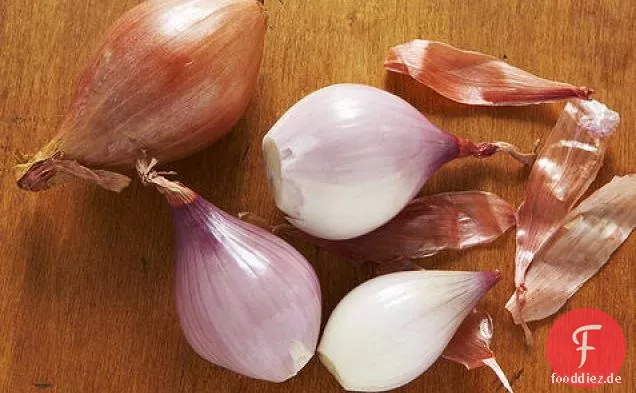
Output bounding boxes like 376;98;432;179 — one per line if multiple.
385;40;593;106
514;99;619;286
269;191;515;264
507;175;636;335
17;0;266;192
442;309;513;393
508;99;619;342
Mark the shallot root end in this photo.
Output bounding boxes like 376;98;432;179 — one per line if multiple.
16;153;131;192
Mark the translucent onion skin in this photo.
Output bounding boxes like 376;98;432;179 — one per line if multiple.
17;0;266;192
442;310;513;393
385;40;593;106
506;175;636;328
263;84;529;240
271;191;516;263
138;161;322;382
513;99;619;287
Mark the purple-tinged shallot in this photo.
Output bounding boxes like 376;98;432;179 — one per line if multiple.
138;159;321;382
263;83;532;241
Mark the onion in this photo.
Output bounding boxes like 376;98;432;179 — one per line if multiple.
138;159;322;382
318;269;500;391
262;83;532;240
17;0;266;192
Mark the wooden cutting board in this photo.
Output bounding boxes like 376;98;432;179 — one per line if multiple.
0;1;633;392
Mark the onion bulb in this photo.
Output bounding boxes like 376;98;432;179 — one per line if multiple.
263;83;532;240
17;0;266;192
318;269;500;391
138;159;321;382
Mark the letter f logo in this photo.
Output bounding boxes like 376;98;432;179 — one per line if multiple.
572;325;602;368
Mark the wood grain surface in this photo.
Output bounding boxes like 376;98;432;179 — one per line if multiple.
1;1;634;392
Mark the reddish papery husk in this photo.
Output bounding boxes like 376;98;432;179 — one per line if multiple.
17;0;266;192
138;160;322;382
385;40;593;106
506;175;636;334
443;309;513;393
269;191;515;264
511;100;619;334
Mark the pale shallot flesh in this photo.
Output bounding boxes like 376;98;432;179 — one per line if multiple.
137;159;321;382
265;191;515;264
17;0;266;192
385;40;593;106
318;270;501;392
443;309;513;393
506;175;636;329
509;100;619;340
263;84;533;241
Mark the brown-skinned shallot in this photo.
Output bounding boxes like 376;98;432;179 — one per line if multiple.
17;0;266;192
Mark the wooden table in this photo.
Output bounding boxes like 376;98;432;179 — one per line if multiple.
1;1;633;392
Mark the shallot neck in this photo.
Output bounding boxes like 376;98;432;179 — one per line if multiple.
137;157;197;207
455;136;537;166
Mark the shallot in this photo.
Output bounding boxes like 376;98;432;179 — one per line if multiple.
263;83;532;240
17;0;266;192
317;269;500;391
138;159;321;382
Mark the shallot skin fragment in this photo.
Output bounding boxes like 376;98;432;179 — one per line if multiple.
385;40;593;106
442;310;513;393
273;191;516;263
507;175;636;325
514;99;618;287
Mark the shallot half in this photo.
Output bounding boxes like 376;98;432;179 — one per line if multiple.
318;269;500;391
263;83;532;240
138;159;321;382
17;0;266;192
